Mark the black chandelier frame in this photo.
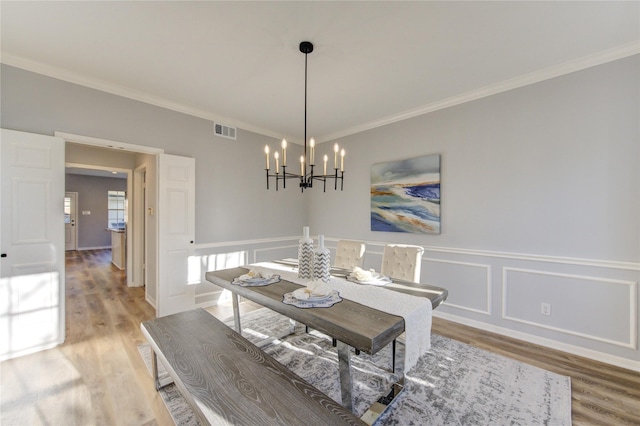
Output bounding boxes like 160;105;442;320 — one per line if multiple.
265;41;344;192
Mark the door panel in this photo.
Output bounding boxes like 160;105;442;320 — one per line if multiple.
65;192;77;251
1;129;65;360
157;154;195;317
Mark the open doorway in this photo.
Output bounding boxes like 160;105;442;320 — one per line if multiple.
57;132;163;310
65;165;131;281
64;192;78;251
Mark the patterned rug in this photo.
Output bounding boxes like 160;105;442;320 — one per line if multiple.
138;308;571;425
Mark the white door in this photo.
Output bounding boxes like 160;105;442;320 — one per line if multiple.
156;154;195;317
0;129;65;360
64;192;78;251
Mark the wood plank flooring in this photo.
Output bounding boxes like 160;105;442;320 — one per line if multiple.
1;249;638;425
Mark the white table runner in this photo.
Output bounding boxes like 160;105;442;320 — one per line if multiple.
248;262;432;373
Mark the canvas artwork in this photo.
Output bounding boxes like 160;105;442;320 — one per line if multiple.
371;154;440;234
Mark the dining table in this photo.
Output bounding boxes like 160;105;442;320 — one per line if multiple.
205;260;448;416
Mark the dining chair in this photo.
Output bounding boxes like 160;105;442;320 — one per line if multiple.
379;243;425;371
381;243;425;282
333;240;366;270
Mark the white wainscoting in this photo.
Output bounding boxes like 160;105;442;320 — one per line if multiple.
191;237;299;306
502;267;637;349
192;236;640;371
424;258;492;315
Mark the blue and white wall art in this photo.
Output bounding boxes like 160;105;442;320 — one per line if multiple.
371;154;441;234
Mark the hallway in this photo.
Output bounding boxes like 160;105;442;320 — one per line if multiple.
1;249;172;425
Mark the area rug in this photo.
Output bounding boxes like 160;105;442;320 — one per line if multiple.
138;308;571;425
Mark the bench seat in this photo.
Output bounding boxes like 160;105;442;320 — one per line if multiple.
141;308;365;426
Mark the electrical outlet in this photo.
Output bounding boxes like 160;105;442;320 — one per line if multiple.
541;303;551;316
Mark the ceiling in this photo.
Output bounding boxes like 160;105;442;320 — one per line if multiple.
66;167;127;179
2;1;638;144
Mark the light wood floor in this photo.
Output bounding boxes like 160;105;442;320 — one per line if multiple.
1;249;638;425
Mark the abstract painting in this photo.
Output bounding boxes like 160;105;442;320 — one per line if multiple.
371;154;440;234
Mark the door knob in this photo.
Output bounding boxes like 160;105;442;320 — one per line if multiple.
1;253;7;258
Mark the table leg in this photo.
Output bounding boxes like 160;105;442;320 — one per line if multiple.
392;339;396;373
151;350;161;391
232;293;242;333
336;341;353;412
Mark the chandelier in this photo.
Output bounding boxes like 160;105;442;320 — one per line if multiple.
263;41;345;192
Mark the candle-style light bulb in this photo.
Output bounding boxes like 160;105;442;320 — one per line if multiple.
281;139;287;166
300;155;305;176
340;148;345;172
274;151;280;174
264;145;270;169
323;154;328;176
334;143;339;168
309;138;315;165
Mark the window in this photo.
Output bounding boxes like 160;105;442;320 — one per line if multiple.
64;197;71;223
108;190;126;229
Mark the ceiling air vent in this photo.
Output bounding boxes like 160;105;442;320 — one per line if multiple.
214;122;236;140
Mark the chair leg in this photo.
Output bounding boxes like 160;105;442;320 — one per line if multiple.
332;338;337;347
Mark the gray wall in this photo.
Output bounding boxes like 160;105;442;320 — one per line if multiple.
309;55;639;261
2;56;638;369
307;55;640;366
65;174;127;249
1;64;307;244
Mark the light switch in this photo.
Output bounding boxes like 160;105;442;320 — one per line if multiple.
82;211;91;215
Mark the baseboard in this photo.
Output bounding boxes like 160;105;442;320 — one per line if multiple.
77;245;111;251
145;294;156;309
433;311;640;373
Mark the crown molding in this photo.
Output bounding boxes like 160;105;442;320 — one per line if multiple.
1;52;284;141
3;41;638;144
318;41;640;143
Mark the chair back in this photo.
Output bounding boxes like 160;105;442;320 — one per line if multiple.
334;240;366;270
381;244;424;282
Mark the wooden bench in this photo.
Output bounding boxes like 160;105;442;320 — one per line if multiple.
141;308;366;426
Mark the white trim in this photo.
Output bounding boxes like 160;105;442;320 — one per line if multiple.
433;310;640;373
145;294;156;309
421;246;640;271
502;267;638;349
55;131;164;154
328;239;640;271
200;235;640;271
131;165;147;288
194;236;299;250
319;43;640;142
3;55;284;141
77;245;111;251
5;43;638;143
424;257;493;316
253;244;298;264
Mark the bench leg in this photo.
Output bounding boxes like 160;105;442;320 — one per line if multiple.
232;293;242;333
336;341;353;412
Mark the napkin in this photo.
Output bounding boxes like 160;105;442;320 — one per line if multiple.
238;268;274;281
349;267;374;282
294;280;331;299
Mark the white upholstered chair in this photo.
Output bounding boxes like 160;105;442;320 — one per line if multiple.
333;240;366;270
380;244;424;282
